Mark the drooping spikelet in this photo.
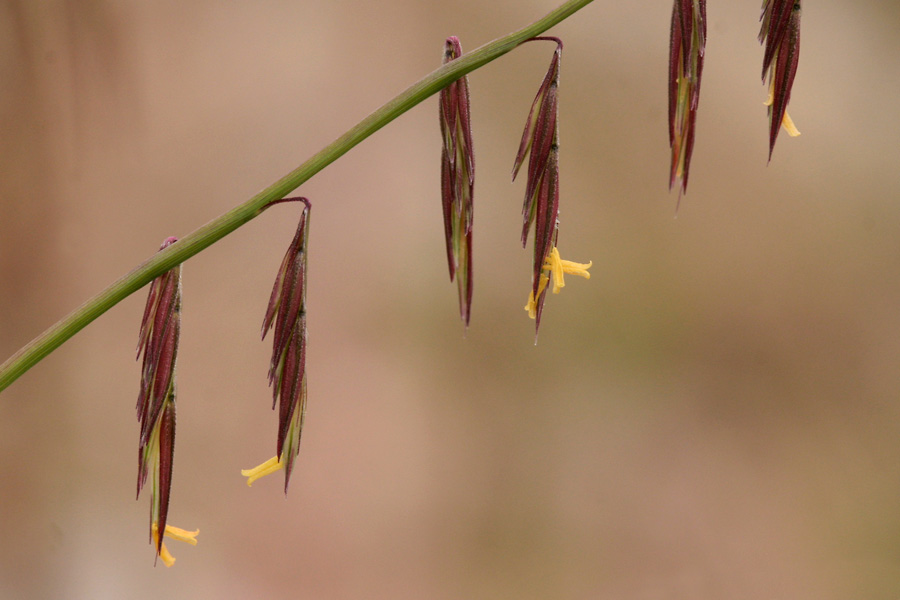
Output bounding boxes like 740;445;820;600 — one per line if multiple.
243;198;310;494
668;0;707;202
439;36;475;326
136;236;198;566
512;37;590;338
760;0;802;159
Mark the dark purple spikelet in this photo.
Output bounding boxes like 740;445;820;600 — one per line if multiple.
262;198;310;494
136;236;181;557
668;0;706;204
760;0;801;160
512;37;562;336
439;36;475;326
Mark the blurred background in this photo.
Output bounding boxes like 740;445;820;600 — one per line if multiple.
2;0;900;598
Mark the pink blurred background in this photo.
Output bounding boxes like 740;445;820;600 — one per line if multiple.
3;1;900;598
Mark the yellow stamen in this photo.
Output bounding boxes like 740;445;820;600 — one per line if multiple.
163;524;200;545
764;78;800;137
781;111;800;136
764;74;776;106
241;455;283;486
152;523;199;568
158;541;176;567
524;274;550;319
524;247;592;319
545;247;592;294
547;247;566;292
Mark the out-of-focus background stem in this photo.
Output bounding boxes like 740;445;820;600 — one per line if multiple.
1;1;900;598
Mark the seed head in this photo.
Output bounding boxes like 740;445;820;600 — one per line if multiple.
511;38;589;338
668;0;706;204
251;198;311;494
512;38;562;336
439;36;475;326
136;237;197;565
760;0;802;159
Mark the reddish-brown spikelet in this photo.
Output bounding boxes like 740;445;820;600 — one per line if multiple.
154;402;175;554
512;37;562;335
439;36;475;326
760;0;801;160
668;0;706;203
262;198;310;494
136;236;181;556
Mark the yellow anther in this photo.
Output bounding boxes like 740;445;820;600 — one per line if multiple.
781;111;800;136
525;274;551;319
152;522;199;568
525;247;591;319
764;78;800;136
241;456;283;486
163;524;199;545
